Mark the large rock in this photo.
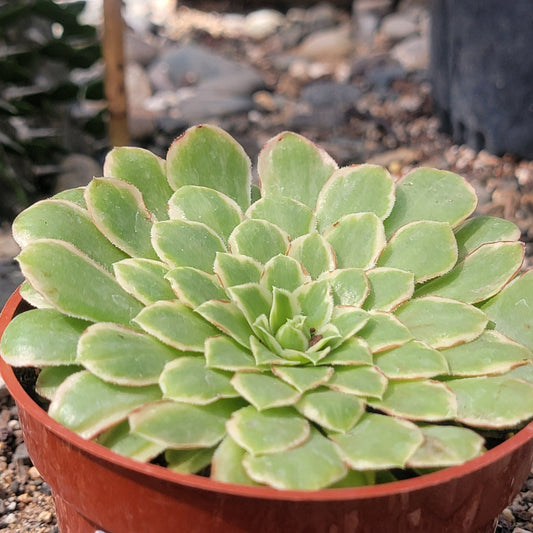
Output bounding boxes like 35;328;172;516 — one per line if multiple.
294;24;354;61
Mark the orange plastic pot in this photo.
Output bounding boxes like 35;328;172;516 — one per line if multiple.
1;288;533;533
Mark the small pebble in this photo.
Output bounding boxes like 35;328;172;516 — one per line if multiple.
3;513;16;525
28;466;41;480
38;510;53;523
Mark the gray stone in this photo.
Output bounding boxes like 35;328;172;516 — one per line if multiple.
301;81;360;108
126;62;156;139
124;31;159;66
294;24;354;61
391;35;428;72
0;376;9;399
380;12;419;41
54;154;101;193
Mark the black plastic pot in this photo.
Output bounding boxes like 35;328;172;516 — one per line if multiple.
430;0;533;158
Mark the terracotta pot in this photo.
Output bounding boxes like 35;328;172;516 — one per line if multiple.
1;288;533;533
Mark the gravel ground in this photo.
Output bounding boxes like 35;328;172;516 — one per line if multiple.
1;1;533;531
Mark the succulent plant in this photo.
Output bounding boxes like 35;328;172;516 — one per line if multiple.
2;124;533;490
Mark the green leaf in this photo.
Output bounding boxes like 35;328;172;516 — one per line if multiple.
407;425;485;468
165;267;226;308
160;356;237;405
441;330;532;377
12;199;127;271
134;300;219;352
0;308;88;366
228;219;289;264
196;300;254;349
505;363;533;385
103;146;171;221
363;267;414;312
331;413;423;470
447;376;533;428
231;372;301;410
130;398;242;448
269;288;298;333
17;239;143;325
323;213;385;269
321;269;369;307
227;406;310;455
328;470;375;488
316;164;395;231
295;279;333;331
276;320;308;352
415;241;524;303
211;436;261;485
78;323;183;386
272;366;334;392
318;337;372;366
214;252;262;288
35;366;84;401
152;219;225;273
205;336;256;371
357;311;413;353
384;168;477;237
327;365;388;399
166;124;251;211
296;388;365;432
243;428;347;490
368;379;457;421
53;187;86;208
113;258;175;306
49;371;161;439
289;232;336;280
378;221;458;283
249;335;300;366
258;131;338;209
85;178;158;259
330;307;369;344
395;296;488;349
247;197;315;239
97;420;165;462
168;185;243;243
454;216;521;261
375;340;449;379
165;448;215;474
261;255;310;293
480;270;533;351
19;281;53;309
227;283;272;326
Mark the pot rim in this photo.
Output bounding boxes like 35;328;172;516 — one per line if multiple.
2;287;533;502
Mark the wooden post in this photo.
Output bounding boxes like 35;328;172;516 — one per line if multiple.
103;0;129;146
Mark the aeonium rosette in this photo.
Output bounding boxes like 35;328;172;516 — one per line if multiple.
2;124;533;490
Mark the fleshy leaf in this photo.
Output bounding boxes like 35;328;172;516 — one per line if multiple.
168;185;243;243
205;336;256;371
247;197;315;239
165;448;215;474
228;283;272;326
49;371;161;439
12;199;127;271
363;268;414;312
289;232;336;280
330;307;369;344
0;308;88;366
323;213;386;269
19;281;53;309
269;288;299;334
166;267;226;308
327;365;388;399
196;300;254;349
276;320;308;352
321;269;369;307
243;428;347;490
258;131;338;209
415;241;524;303
378;221;457;283
272;366;334;392
78;323;183;386
130;398;242;448
316;164;395;231
231;372;301;410
368;379;457;421
17;239;143;325
296;388;365;432
331;413;423;470
454;216;521;261
261;255;310;293
447;376;533;428
295;279;333;331
395;296;488;349
227;406;310;455
441;330;532;377
384;167;477;236
357;311;413;353
480;270;533;351
85;178;158;259
211;436;260;485
160;356;237;405
166;124;251;211
152;219;225;272
505;363;533;385
407;425;485;468
214;252;262;288
113;258;175;306
375;340;449;379
133;300;219;352
228;219;289;264
249;335;300;366
103;146;171;220
35;366;84;400
318;337;372;366
53;187;86;207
